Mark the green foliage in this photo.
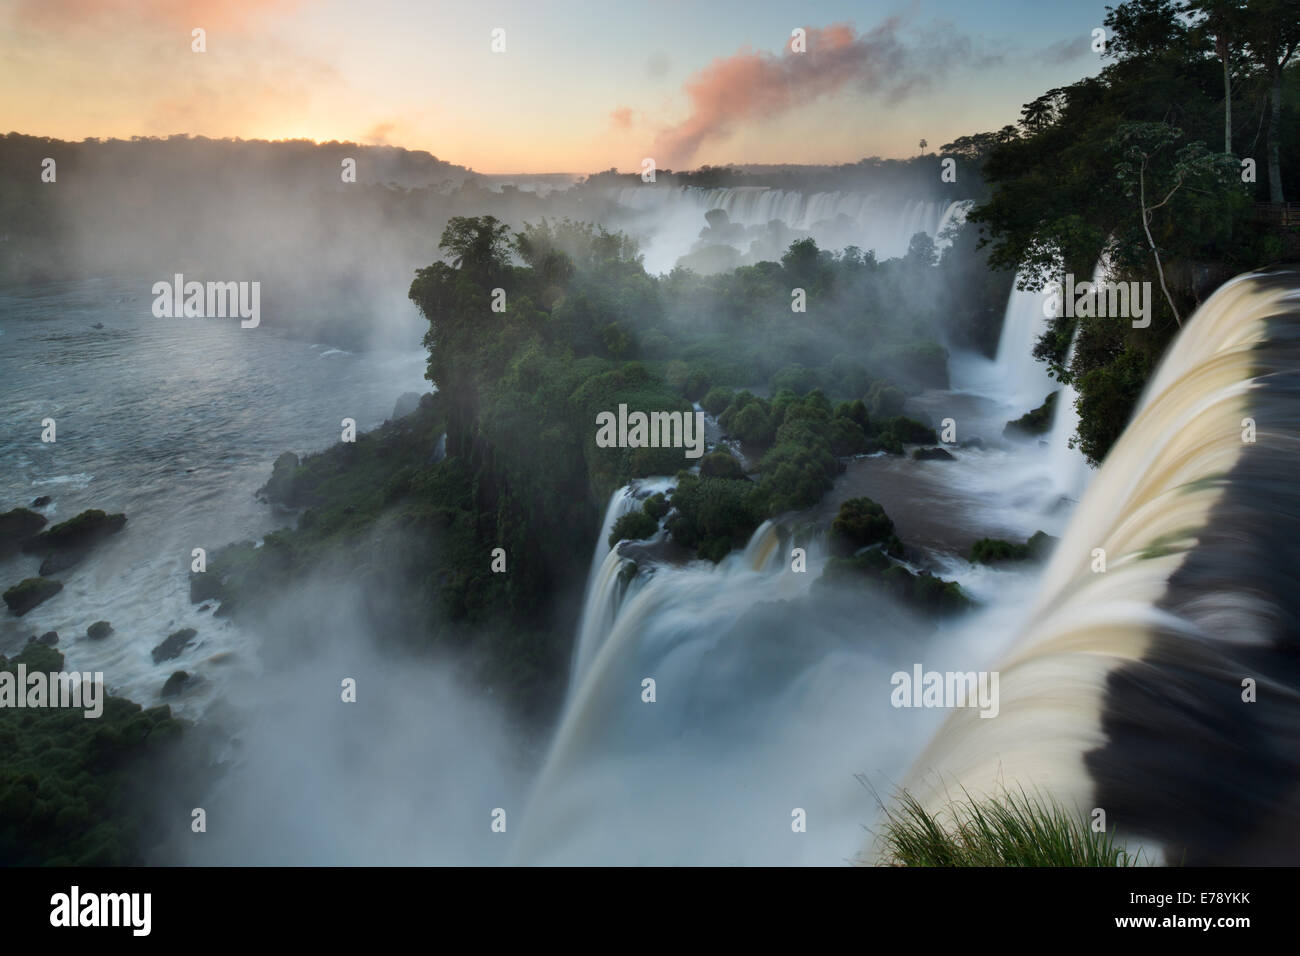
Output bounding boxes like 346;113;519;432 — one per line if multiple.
971;531;1057;564
874;787;1142;867
819;555;970;616
771;365;824;395
730;402;776;446
962;10;1290;463
1004;392;1058;437
667;474;763;562
643;492;670;520
699;451;745;480
701;386;735;416
831;497;897;556
874;416;939;453
609;509;659;548
867;381;906;419
970;538;1031;563
0;645;187;866
23;509;126;553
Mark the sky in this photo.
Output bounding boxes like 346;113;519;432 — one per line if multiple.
1;0;1115;174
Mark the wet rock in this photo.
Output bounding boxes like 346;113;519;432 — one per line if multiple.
190;571;223;604
912;446;956;461
152;627;197;664
34;630;59;646
22;509;126;572
3;577;63;616
39;550;84;576
87;620;113;640
30;496;52;508
0;508;47;556
160;671;190;697
1004;392;1058;439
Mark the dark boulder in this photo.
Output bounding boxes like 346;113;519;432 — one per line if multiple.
0;508;48;556
22;510;126;572
87;620;113;640
152;627;197;664
912;446;956;461
3;577;63;616
160;671;190;697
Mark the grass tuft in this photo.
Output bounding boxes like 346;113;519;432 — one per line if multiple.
872;785;1144;867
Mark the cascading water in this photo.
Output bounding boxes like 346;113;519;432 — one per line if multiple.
571;479;676;688
608;185;972;274
883;268;1300;865
990;275;1058;409
1043;258;1110;500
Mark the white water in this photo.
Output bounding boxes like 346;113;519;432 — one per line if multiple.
609;186;972;274
515;263;1113;862
972;274;1058;410
0;277;429;715
886;271;1300;862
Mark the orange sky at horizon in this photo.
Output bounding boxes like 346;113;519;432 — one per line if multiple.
0;0;1103;175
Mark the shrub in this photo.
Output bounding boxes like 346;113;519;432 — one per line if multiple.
642;492;669;520
700;451;745;480
701;386;735;416
831;498;895;555
730;403;775;446
608;509;659;548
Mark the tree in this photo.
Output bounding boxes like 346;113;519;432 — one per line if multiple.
1103;0;1192;59
1185;0;1248;154
1019;91;1066;131
1237;0;1300;201
438;215;513;283
1113;122;1238;325
904;232;938;269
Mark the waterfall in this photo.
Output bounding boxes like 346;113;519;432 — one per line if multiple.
885;268;1300;864
741;519;783;572
570;546;634;692
990;274;1058;409
515;521;902;865
571;479;676;688
1044;258;1109;500
608;185;973;274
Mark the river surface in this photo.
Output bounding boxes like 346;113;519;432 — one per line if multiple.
0;276;428;714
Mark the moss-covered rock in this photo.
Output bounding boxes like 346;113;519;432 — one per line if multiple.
818;553;971;616
23;509;125;553
1004;392;1058;438
3;577;63;616
971;531;1057;564
970;538;1030;563
22;510;126;574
